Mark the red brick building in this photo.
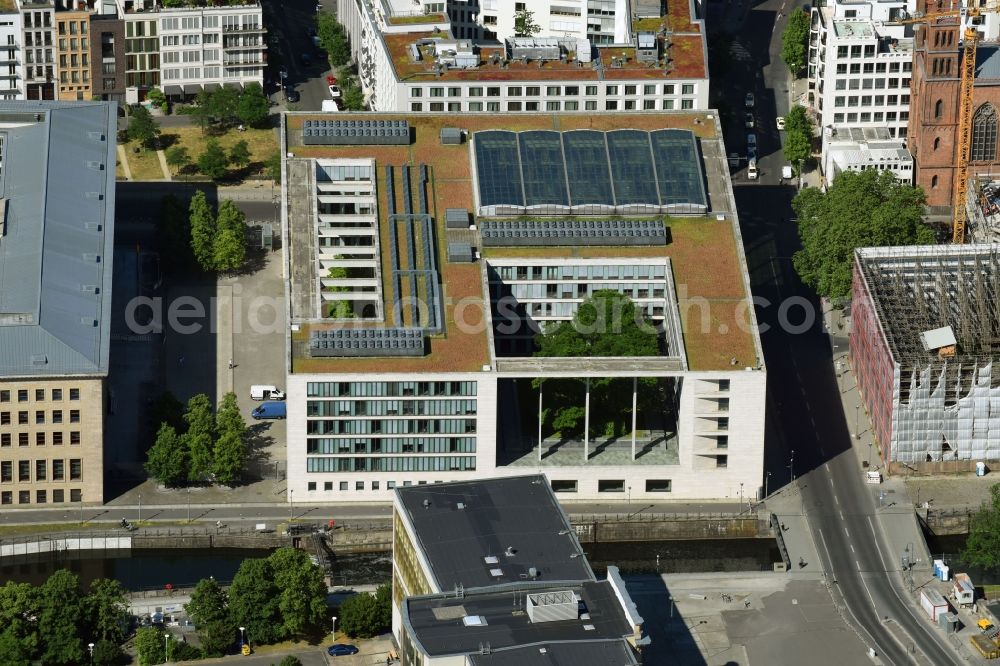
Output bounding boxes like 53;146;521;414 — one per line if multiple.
908;0;1000;209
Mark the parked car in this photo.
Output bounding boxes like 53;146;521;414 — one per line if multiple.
326;74;337;86
250;385;285;401
328;84;341;98
776;116;786;130
746;133;757;149
747;148;757;163
301;53;311;66
747;159;758;180
327;644;359;657
744;112;754;129
744;92;755;108
285;88;300;103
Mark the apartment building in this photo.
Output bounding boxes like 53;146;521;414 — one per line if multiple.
55;9;89;99
90;13;124;101
18;0;54;99
337;0;708;113
908;0;1000;209
808;0;914;141
0;101;117;507
0;8;23;100
157;2;264;97
391;476;646;664
282;111;765;504
122;12;157;102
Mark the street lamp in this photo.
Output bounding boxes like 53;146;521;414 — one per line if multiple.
88;642;94;663
789;450;795;483
739;482;744;510
164;633;170;663
138;492;142;526
855;403;861;440
764;471;771;499
332;616;337;641
186;487;191;524
239;626;245;647
289;489;294;522
627;485;632;505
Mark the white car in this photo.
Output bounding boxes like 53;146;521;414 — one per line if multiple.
744;112;755;129
776;116;786;130
745;92;755;108
328;85;342;99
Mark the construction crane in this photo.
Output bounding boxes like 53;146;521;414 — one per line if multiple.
900;4;999;243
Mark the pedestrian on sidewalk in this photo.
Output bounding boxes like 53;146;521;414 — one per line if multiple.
228;358;234;369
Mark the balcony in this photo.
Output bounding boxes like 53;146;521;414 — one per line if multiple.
222;25;265;33
223;41;263;51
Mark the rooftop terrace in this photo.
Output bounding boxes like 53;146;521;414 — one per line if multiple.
284;112;758;374
384;32;705;82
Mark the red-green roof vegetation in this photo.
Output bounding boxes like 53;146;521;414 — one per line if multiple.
387;12;446;25
286;112;754;371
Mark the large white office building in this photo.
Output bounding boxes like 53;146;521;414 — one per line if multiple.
336;0;709;113
809;0;915;140
822;125;914;184
280;111;766;504
0;8;23;100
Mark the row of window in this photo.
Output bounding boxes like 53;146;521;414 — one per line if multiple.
833;61;909;77
0;388;81;403
492;264;668;281
832;49;911;70
552;479;673;493
306;456;477;473
308;437;476;455
306;381;477;398
56;38;89;52
307;419;477;435
1;488;81;504
833;78;910;92
0;459;82;482
0;431;82;446
411;83;696;98
306;479;425;492
410;99;694;113
0;409;80;425
833;94;910;108
501;283;667;301
831;112;908;130
307;399;477;418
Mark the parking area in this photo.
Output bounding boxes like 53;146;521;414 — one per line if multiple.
263;0;342;112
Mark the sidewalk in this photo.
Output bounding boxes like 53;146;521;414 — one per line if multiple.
763;488;824;577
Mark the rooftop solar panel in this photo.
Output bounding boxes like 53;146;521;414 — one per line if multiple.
474;131;525;209
518;130;569;208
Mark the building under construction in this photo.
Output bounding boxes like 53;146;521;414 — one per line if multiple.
851;245;1000;467
966;175;1000;244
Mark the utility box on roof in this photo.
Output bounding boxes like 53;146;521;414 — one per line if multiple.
440;127;463;144
447;242;474;263
445;208;469;229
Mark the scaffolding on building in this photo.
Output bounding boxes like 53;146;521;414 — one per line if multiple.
967;175;1000;244
856;245;1000;462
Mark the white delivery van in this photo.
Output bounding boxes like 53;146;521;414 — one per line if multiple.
250;385;286;401
747;159;758;180
782;165;794;181
321;99;341;112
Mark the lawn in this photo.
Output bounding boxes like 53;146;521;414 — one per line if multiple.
121;140;167;181
388;12;446;25
160;125;279;178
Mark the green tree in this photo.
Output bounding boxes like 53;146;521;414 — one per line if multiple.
145;423;189;486
229;558;285;645
216;392;246;438
185;577;233;657
212;430;245;486
340;80;364;111
189;90;214;134
783;105;813;170
128;104;160;150
268;548;328;639
165;146;190;170
781;9;810;75
237;82;270;127
0;581;40;664
229;139;252;168
135;626;165;665
793;168;933;299
533;291;659;436
37;570;84;666
212;200;247;274
91;639;124;666
514;9;540;36
184;393;216;482
198;139;229;180
962;483;1000;569
85;578;129;644
338;592;384;638
318;14;350;67
374;584;391;631
147;87;167;111
277;657;304;666
189;191;217;270
210;86;240;127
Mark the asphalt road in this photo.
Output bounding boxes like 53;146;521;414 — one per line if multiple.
721;2;959;664
263;0;338;111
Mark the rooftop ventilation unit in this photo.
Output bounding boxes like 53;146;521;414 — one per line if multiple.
576;38;593;63
636;31;659;64
30;354;47;366
446;208;469;228
526;590;577;623
302;119;411;146
507;37;561;61
480;219;667;247
447;242;474;263
423;499;431;508
309;328;426;357
440;127;463;145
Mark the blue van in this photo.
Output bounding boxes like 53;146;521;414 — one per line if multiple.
252;401;287;420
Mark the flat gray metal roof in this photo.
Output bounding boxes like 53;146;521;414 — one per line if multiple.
0;101;116;376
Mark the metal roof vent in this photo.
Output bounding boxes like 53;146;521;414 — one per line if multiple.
84;222;101;231
526;590;577;623
30;354;47;366
87;161;105;171
80;317;97;326
528;567;539;578
504;546;516;557
82;253;100;262
423;499;431;508
85;192;103;200
80;284;97;293
457;502;465;510
88;131;105;141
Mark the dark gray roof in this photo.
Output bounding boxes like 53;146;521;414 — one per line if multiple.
0;101;116;376
394;475;593;591
403;580;632;658
977;45;1000;80
467;640;639;666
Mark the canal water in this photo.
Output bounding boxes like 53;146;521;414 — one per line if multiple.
0;539;779;590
